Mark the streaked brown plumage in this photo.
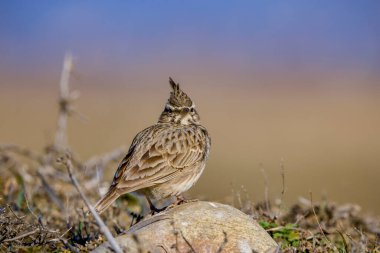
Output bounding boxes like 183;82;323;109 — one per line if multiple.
94;78;211;214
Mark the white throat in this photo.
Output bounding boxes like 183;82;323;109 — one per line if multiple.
180;114;193;125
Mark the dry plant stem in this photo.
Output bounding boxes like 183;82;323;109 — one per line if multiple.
2;228;40;242
83;147;126;190
58;156;123;253
309;191;335;250
336;230;349;252
273;245;282;253
60;238;80;253
84;147;127;170
260;165;270;212
37;169;65;210
280;160;285;196
54;53;74;151
0;144;44;164
7;204;25;220
23;191;38;221
277;160;286;217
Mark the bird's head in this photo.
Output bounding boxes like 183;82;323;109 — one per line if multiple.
158;78;200;125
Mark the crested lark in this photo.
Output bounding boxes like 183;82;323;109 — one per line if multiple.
94;78;211;214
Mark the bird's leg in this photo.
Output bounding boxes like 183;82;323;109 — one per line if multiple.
175;195;186;205
174;195;198;205
129;212;144;227
164;195;195;211
145;196;166;215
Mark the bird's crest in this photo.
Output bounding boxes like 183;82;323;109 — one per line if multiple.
168;77;193;107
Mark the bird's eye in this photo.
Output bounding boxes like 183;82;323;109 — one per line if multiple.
190;108;194;112
165;107;172;113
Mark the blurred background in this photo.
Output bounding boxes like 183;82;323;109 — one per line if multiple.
1;1;379;213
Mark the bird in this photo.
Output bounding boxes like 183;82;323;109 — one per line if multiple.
94;78;211;214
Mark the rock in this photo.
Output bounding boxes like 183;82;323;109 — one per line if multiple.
92;201;278;253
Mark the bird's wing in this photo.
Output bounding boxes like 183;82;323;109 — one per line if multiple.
111;125;206;192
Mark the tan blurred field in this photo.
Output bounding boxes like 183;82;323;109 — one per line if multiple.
1;82;380;214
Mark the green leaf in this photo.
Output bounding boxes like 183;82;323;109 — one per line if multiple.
273;232;284;239
292;240;300;247
259;221;271;229
288;231;300;241
259;221;278;230
79;221;84;231
285;223;296;230
16;188;24;209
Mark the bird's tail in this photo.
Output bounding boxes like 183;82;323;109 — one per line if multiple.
94;188;121;214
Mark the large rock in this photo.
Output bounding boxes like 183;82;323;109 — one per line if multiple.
93;201;278;253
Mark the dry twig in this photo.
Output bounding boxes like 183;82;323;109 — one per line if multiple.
57;155;123;253
84;147;126;170
309;191;336;250
277;159;286;217
260;164;270;213
54;53;74;151
2;228;40;242
36;169;65;210
83;147;126;190
7;204;25;220
0;144;44;164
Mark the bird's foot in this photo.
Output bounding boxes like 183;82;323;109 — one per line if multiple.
129;212;144;226
146;196;167;215
164;196;199;211
175;195;198;205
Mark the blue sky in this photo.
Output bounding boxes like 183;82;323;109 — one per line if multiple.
1;1;379;87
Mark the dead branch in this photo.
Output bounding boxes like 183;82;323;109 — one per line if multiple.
84;146;126;171
7;204;25;220
2;228;40;242
54;53;75;152
83;146;126;190
36;169;65;210
6;204;25;220
57;154;123;253
0;144;44;164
